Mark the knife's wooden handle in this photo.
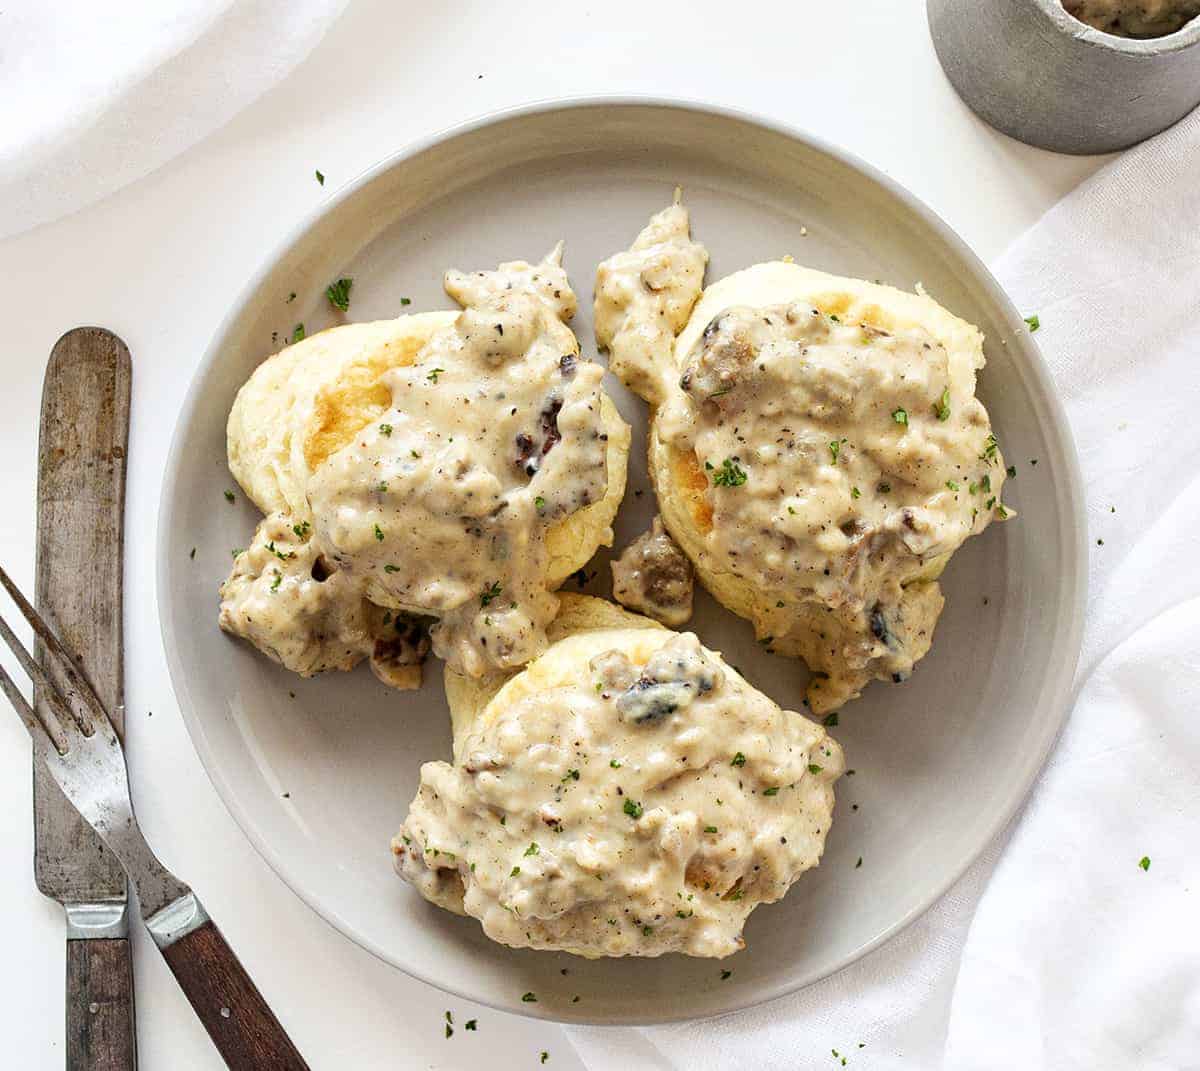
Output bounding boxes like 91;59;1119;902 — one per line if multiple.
66;937;137;1071
159;919;309;1070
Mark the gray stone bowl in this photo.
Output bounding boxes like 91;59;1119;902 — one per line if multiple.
928;0;1200;154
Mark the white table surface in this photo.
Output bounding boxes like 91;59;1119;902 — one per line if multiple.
0;2;1109;1067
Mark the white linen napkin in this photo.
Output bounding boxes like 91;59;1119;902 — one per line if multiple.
569;108;1200;1070
0;0;346;240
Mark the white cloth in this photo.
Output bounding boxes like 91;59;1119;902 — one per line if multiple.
570;110;1200;1070
0;0;347;240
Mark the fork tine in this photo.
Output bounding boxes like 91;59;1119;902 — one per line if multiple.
0;563;110;733
0;659;69;754
0;606;83;743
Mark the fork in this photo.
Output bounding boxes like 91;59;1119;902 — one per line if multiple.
0;564;310;1071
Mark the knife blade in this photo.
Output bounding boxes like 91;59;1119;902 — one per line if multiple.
35;327;136;1070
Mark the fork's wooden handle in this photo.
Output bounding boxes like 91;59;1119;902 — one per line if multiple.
159;920;309;1070
67;937;137;1071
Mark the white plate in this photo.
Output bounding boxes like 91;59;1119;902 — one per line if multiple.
159;98;1086;1025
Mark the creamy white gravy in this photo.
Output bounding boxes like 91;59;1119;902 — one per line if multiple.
393;630;842;958
611;516;694;627
1063;0;1200;35
221;248;615;679
218;511;429;687
593;195;708;406
657;303;1008;712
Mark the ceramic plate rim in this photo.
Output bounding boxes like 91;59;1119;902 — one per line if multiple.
157;94;1088;1025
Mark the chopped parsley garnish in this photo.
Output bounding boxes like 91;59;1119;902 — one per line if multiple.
981;474;992;493
851;486;861;500
823;712;839;727
711;457;748;487
829;439;842;464
980;433;999;462
731;752;747;767
610;759;622;768
1024;313;1040;332
563;768;580;782
704;825;718;834
445;1024;453;1039
224;490;235;503
376;481;388;493
1139;856;1151;871
877;482;892;493
1007;465;1017;479
541;1054;549;1065
287;291;296;304
521;992;537;1003
808;763;823;774
383;563;400;573
892;407;908;426
291;323;306;344
231;548;244;559
270;569;282;592
465;1019;477;1030
480;581;502;606
292;520;311;538
946;479;959;491
623;798;644;819
426;367;445;383
400;297;412;306
265;540;296;561
935;388;951;421
642;925;653;936
510;866;521;876
374;524;384;542
996;504;1010;519
535;495;546;512
524;842;539;856
325;277;353;312
189;547;196;560
762;786;781;796
315;169;325;185
856;856;863;869
379;423;393;436
720;969;732;980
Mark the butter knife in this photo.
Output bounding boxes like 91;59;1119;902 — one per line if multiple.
35;327;136;1070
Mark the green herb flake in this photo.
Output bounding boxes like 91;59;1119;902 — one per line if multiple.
1007;465;1017;479
762;786;781;797
720;969;733;980
535;496;546;512
189;547;196;560
291;323;306;344
374;524;384;542
541;1054;549;1065
610;759;622;768
325;277;353;312
823;712;839;727
445;1023;453;1039
1024;313;1040;332
315;169;325;185
892;407;908;427
946;479;959;491
856;856;863;868
731;752;747;767
231;548;244;559
521;992;537;1003
400;296;411;306
711;457;748;487
383;563;400;573
379;423;393;436
642;925;653;936
981;433;999;462
270;569;282;592
465;1019;477;1030
224;490;235;503
808;763;823;774
877;482;892;494
292;520;311;538
1139;856;1151;871
935;387;951;421
426;367;445;383
623;798;644;819
480;580;502;606
851;486;861;499
829;440;841;464
704;825;718;834
510;866;521;876
524;842;539;856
